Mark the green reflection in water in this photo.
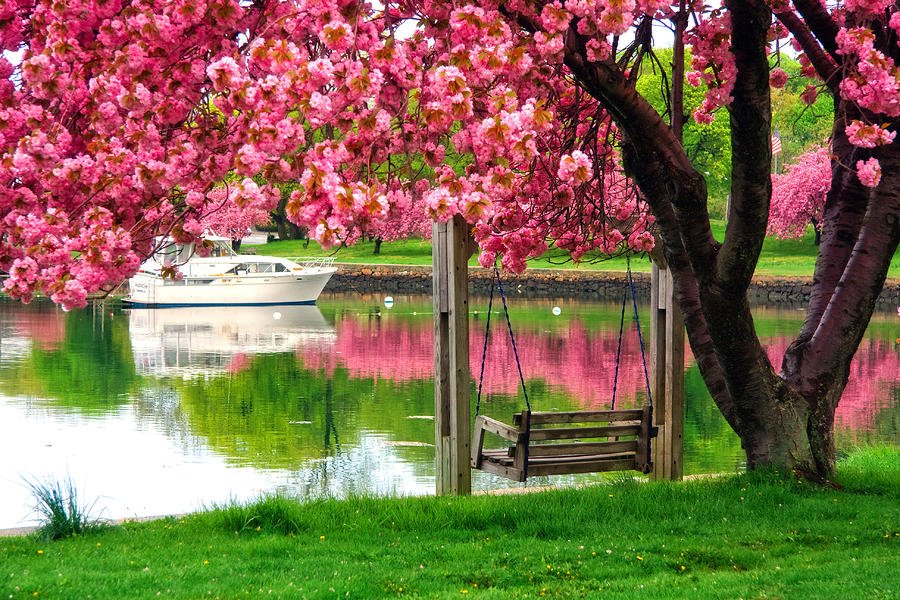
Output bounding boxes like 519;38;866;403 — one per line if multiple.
0;306;136;413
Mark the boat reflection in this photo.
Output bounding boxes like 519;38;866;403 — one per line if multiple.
128;305;336;378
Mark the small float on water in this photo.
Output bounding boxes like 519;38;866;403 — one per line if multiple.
124;236;336;307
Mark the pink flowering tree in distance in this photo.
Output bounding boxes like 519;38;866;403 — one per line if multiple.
768;145;830;242
2;0;898;477
200;181;276;247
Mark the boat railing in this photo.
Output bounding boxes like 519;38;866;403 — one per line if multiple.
289;256;337;271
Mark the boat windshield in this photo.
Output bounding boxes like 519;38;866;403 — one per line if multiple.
207;238;237;257
153;237;236;265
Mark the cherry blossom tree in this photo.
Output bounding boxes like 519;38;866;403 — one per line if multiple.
2;0;898;477
200;180;276;248
367;187;432;254
768;145;830;242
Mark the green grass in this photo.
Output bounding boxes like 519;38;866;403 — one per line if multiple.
248;221;900;279
3;447;897;599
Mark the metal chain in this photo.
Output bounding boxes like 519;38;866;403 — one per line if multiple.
495;267;531;412
611;288;628;410
627;257;654;407
474;276;496;417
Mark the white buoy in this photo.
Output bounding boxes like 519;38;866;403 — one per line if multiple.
552;306;561;316
384;296;394;308
272;311;282;320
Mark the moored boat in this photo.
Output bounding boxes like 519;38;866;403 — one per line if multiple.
124;236;336;307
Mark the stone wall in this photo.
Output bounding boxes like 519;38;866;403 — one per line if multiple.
325;263;900;310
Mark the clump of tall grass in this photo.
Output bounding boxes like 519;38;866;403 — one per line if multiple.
26;476;105;540
201;494;310;535
835;445;900;496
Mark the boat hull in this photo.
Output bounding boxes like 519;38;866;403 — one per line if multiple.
124;270;334;307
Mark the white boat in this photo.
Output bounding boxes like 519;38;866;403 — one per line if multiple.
124;236;336;307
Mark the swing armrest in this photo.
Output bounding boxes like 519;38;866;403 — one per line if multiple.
473;415;524;443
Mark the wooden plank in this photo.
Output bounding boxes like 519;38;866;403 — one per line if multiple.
432;216;472;495
432;221;448;313
526;451;635;464
470;417;486;469
512;410;530;479
432;221;451;496
526;458;638;477
664;267;684;480
649;263;685;481
528;424;641;441
447;215;471;495
522;440;638;457
516;409;644;425
474;415;522;443
477;456;526;482
484;450;636;466
634;405;652;473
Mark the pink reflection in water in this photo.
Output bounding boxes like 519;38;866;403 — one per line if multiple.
762;338;898;430
299;317;654;409
298;312;897;430
14;310;66;350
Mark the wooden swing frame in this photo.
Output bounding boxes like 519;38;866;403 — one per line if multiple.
471;407;657;482
469;262;658;482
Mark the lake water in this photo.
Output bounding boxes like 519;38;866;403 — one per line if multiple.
1;293;897;529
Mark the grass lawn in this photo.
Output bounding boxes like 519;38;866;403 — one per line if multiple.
2;447;897;599
248;222;900;279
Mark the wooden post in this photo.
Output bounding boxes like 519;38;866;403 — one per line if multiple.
433;215;472;495
650;261;685;480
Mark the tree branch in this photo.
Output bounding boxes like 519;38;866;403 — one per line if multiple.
789;0;842;63
782;111;866;369
797;145;900;396
558;24;737;418
775;10;840;92
717;0;772;291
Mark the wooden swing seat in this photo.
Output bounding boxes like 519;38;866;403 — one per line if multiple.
471;407;658;482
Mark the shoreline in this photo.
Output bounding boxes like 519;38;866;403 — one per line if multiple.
322;263;900;310
3;263;897;309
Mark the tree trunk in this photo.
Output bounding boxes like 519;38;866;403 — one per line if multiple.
558;0;898;479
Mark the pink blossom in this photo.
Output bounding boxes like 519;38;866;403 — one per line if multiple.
557;151;593;184
856;157;882;187
769;68;788;88
845;120;896;148
800;85;819;105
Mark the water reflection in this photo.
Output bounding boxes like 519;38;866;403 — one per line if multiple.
0;294;896;529
129;305;336;378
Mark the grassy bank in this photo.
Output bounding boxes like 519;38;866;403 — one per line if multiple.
249;222;900;279
2;447;897;599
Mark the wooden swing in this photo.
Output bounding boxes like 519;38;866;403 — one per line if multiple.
470;264;658;482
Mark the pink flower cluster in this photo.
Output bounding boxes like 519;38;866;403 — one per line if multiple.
685;13;736;125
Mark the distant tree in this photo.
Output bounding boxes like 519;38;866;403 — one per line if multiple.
768;146;830;243
201;182;277;249
367;188;432;255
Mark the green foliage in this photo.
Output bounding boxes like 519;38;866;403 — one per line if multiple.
635;51;835;217
771;58;835;165
25;476;105;541
3;450;897;598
